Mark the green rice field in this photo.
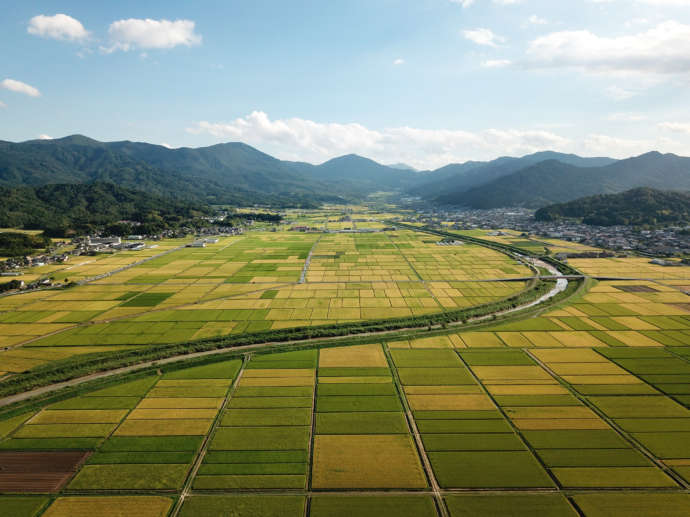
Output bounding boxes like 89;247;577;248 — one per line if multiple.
2;210;690;515
0;227;531;376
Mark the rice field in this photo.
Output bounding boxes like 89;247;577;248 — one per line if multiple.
0;229;530;373
3;319;690;515
570;257;690;280
2;212;690;514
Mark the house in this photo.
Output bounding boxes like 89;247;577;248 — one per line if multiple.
88;236;122;246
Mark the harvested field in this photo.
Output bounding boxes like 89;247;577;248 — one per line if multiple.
0;451;90;492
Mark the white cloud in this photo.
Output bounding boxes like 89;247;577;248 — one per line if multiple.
28;13;89;42
450;0;475;7
463;28;505;47
625;18;650;28
187;111;690;166
582;134;657;157
607;112;647;121
393;58;405;65
187;111;575;169
482;59;512;68
38;134;53;140
605;86;637;101
0;101;6;108
1;79;41;97
525;21;690;75
105;18;201;52
658;121;690;133
527;15;548;25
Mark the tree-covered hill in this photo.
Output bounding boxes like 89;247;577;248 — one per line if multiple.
0;182;212;235
534;187;690;226
0;136;418;206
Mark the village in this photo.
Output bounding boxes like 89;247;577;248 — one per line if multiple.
401;207;690;258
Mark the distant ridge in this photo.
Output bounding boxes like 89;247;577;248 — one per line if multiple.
0;136;416;206
2;134;685;209
408;151;616;200
433;152;690;209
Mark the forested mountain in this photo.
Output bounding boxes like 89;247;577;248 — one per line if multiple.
0;182;211;235
535;187;690;227
302;154;420;192
3;135;688;212
0;136;416;206
434;152;690;208
408;151;616;199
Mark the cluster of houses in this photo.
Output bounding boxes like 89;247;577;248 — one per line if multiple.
399;207;690;258
187;237;220;248
81;236;147;253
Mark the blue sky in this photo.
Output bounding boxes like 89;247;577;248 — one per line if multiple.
2;0;690;168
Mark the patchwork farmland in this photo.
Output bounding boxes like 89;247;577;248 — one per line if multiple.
2;215;690;516
3;327;690;516
0;229;531;376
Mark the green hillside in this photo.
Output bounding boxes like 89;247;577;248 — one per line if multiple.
0;136;344;207
0;182;212;236
535;187;690;227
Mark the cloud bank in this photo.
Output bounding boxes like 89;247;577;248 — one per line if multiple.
27;14;89;42
525;21;690;75
105;18;201;52
186;111;682;168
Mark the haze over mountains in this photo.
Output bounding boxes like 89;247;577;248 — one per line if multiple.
2;135;690;210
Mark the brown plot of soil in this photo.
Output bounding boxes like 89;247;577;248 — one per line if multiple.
615;285;658;293
0;451;90;492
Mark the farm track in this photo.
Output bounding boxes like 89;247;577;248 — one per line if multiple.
169;355;249;517
0;225;580;409
0;271;573;410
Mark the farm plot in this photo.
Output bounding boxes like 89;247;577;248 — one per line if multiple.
180;495;305;517
40;496;173;517
3;332;690;512
388;231;532;281
445;494;577;517
0;377;158;451
8;234;525;352
63;360;239;491
445;280;690;350
5;231;529;362
544;346;690;484
312;344;427;489
196;350;316;490
470;349;675;489
391;348;553;489
570;257;690;280
0;451;90;492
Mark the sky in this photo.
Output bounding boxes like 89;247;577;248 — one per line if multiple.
2;0;690;169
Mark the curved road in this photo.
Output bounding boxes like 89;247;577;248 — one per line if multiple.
0;268;571;409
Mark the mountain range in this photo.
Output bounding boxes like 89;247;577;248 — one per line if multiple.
2;135;690;209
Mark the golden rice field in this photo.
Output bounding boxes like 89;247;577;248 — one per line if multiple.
2;322;690;516
570;257;690;280
2;212;690;515
0;229;531;375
